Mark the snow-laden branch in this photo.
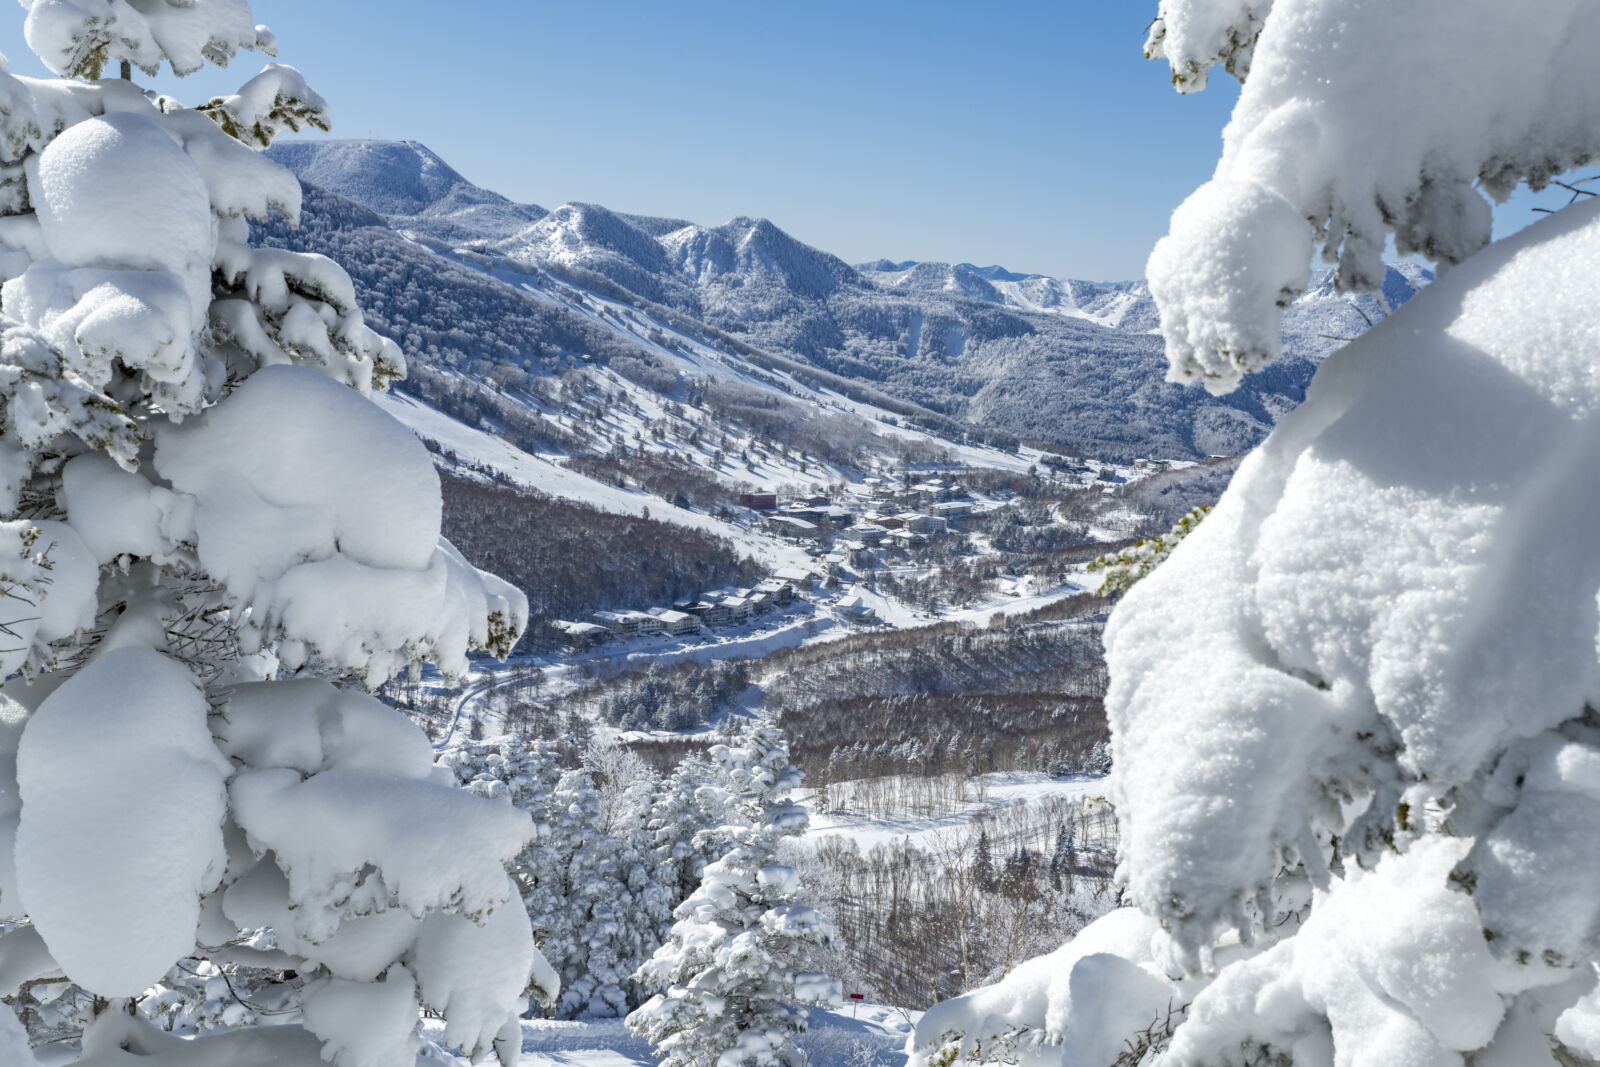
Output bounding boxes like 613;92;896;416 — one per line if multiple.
1147;0;1600;393
21;0;269;79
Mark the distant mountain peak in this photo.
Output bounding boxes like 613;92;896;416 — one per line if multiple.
957;263;1035;283
266;138;547;242
266;139;469;215
856;258;918;272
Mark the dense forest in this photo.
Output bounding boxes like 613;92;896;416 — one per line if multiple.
439;474;764;636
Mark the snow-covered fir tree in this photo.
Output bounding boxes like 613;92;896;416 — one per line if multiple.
545;765;666;1019
908;2;1600;1065
0;4;547;1064
643;752;729;927
562;780;673;1018
442;737;723;1020
628;724;840;1067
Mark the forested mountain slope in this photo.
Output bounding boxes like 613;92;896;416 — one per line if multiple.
261;139;1428;461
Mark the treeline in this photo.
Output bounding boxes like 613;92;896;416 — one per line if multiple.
785;686;1106;785
562;450;730;513
438;474;763;639
405;362;593;454
763;618;1105;705
594;660;750;732
804;693;1109;787
696;379;934;472
760;619;1110;779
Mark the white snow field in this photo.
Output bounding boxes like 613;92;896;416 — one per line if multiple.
444;1003;912;1067
375;389;813;571
806;771;1109;853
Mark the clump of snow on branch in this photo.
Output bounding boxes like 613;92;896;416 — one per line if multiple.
154;364;525;680
195;63;328;148
910;908;1175;1067
0;519;97;677
1145;0;1600;392
1144;0;1270;91
21;0;270;79
15;649;230;997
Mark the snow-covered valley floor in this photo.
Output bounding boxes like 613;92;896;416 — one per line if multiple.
423;1002;915;1067
804;771;1111;853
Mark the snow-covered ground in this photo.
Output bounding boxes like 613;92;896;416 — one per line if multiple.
376;390;813;570
804;771;1111;853
834;574;1091;632
617;612;838;669
421;1003;915;1067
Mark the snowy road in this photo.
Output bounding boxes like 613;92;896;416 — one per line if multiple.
434;670;533;750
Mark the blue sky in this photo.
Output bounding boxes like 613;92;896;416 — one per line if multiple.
0;2;1569;280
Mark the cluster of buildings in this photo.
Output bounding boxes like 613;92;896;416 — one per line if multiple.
551;567;816;650
742;476;979;557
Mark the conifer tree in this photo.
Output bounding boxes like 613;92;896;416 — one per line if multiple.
628;724;840;1067
973;830;995;892
0;4;542;1064
644;753;728;933
1048;823;1075;894
444;738;721;1020
914;4;1600;1064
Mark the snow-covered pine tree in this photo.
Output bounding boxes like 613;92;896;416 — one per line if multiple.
973;830;994;892
543;766;621;1018
0;4;547;1065
644;753;725;916
628;724;840;1067
445;736;712;1020
910;2;1600;1065
566;750;674;1019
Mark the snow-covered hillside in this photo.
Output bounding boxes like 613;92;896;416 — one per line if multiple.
858;260;1161;331
259;139;1425;463
856;257;1432;353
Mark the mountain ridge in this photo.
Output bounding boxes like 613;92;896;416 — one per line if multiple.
261;138;1431;462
